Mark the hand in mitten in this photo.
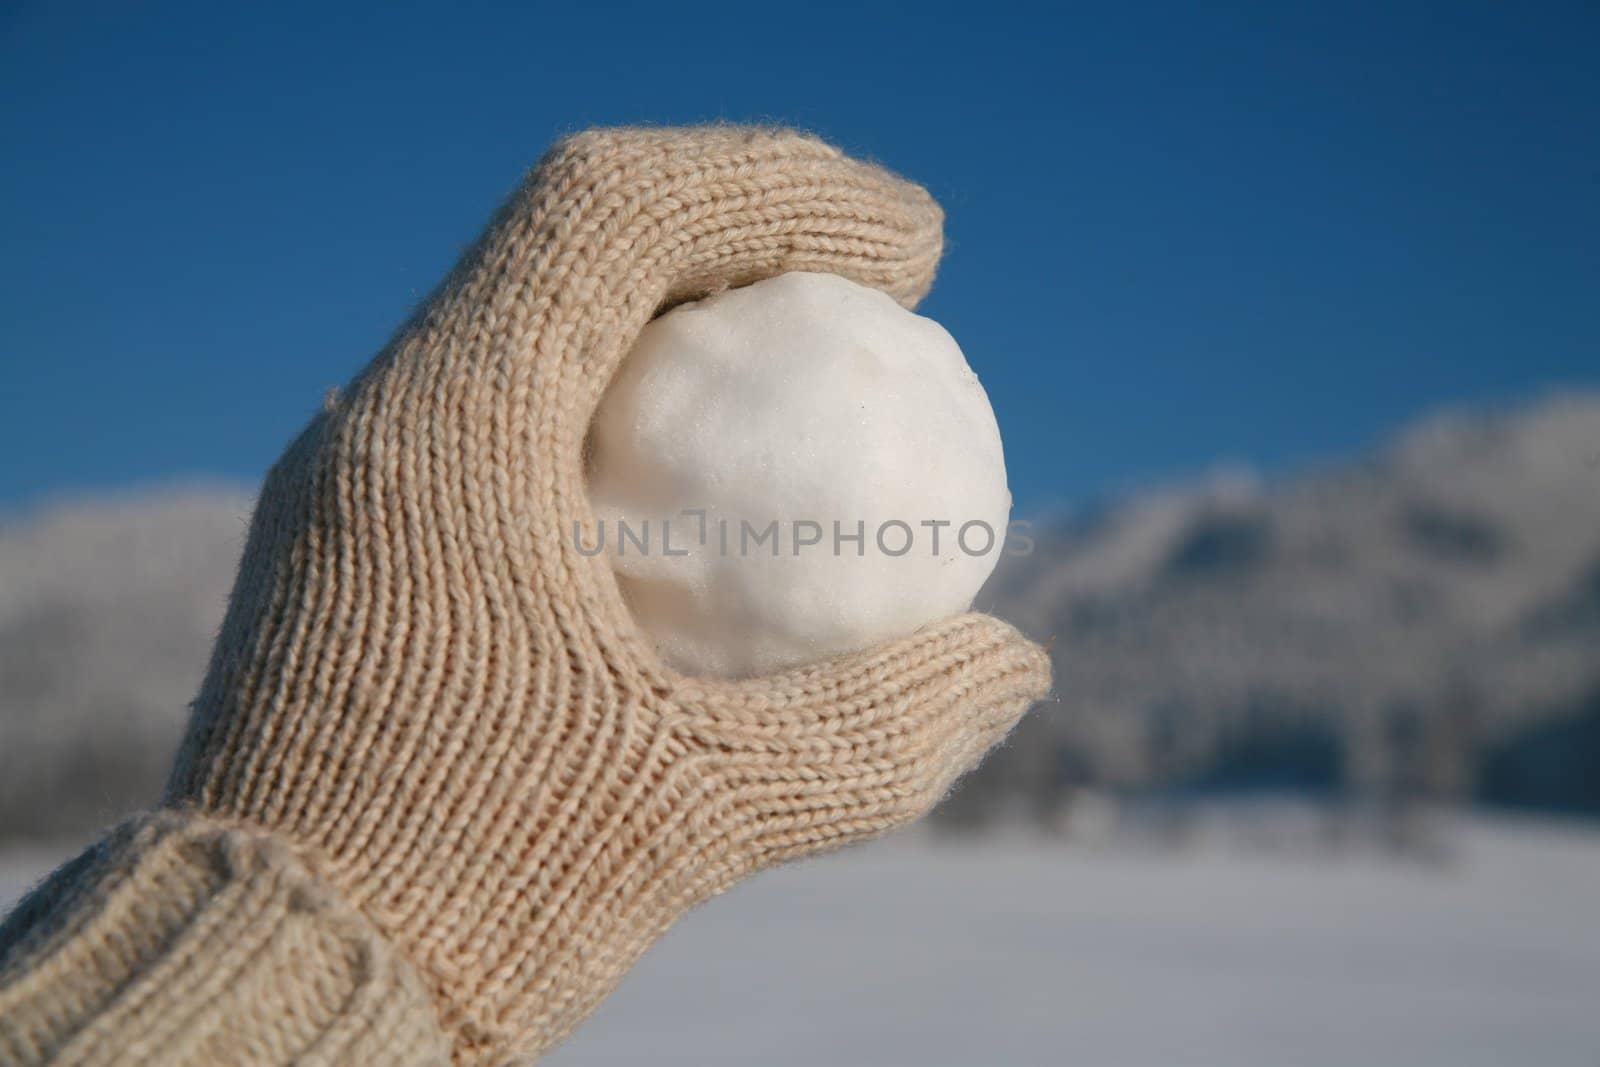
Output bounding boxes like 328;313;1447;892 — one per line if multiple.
0;125;1051;1066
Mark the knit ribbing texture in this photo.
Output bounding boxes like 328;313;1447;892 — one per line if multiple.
0;812;449;1065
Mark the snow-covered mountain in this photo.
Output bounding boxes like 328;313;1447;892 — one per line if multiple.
0;487;250;840
2;394;1598;843
959;392;1600;824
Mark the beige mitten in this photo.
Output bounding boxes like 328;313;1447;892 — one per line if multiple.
0;125;1051;1065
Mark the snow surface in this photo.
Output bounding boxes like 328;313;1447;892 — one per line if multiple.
588;272;1010;677
4;816;1597;1065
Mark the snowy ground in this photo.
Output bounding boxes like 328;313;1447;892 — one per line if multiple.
4;816;1598;1066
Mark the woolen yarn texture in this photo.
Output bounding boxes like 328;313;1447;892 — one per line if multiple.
0;124;1052;1065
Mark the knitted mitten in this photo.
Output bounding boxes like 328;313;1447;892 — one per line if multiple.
0;125;1051;1065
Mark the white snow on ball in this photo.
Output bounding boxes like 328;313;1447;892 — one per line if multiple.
586;272;1011;678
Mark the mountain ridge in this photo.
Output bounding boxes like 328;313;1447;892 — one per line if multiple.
3;393;1597;841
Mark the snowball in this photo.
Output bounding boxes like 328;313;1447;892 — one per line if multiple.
586;272;1011;678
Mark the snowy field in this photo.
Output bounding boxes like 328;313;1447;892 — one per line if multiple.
4;816;1598;1066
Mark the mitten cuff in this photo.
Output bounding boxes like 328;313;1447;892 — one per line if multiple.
0;811;449;1066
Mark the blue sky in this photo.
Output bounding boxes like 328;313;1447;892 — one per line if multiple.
1;2;1595;514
